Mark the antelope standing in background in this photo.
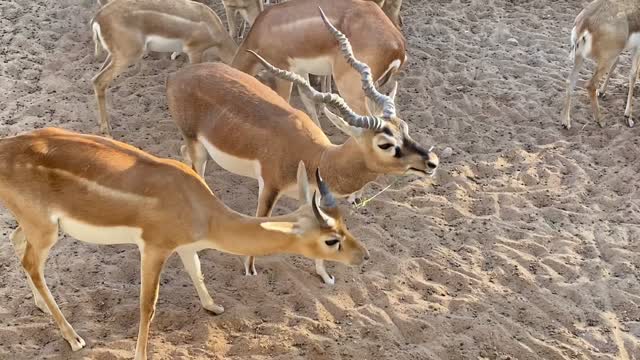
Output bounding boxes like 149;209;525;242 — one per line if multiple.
166;8;438;284
90;0;237;136
366;0;403;28
222;0;264;40
561;0;640;129
1;127;367;359
232;0;406;127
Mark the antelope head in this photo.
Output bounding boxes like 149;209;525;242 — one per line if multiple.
261;161;369;265
247;8;438;178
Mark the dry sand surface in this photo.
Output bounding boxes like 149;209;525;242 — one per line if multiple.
1;0;640;358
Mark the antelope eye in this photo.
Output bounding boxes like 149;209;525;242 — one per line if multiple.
378;143;393;150
325;239;340;247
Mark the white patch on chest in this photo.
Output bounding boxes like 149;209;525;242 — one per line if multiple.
56;214;143;246
145;35;184;53
626;33;640;50
290;56;333;76
198;135;261;179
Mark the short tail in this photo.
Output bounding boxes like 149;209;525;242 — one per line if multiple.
569;27;588;61
91;20;104;58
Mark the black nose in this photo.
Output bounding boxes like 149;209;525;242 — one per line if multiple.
364;254;370;261
427;161;438;169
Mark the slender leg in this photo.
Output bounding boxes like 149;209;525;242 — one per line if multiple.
315;260;335;285
10;227;48;314
92;57;120;136
177;249;224;314
588;56;617;128
238;10;250;41
19;224;86;351
186;50;203;64
321;75;332;93
297;73;321;127
561;54;584;129
180;140;208;177
624;49;640;127
134;246;170;360
244;185;278;276
598;56;619;98
225;7;238;40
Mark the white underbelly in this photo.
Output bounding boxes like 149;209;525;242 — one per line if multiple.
146;35;184;53
198;135;260;179
56;214;144;246
290;56;333;76
626;32;640;50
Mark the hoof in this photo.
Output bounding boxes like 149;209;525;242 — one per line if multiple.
626;115;635;128
100;125;113;138
244;268;258;276
321;274;335;285
68;335;86;352
204;303;225;315
597;90;606;99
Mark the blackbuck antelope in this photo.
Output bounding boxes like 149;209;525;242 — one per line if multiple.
166;8;438;284
1;127;367;359
231;0;406;127
562;0;640;129
90;0;237;136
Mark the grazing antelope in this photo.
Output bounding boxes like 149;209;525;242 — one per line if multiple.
561;0;640;129
2;127;367;359
166;9;438;284
231;0;406;127
90;0;237;136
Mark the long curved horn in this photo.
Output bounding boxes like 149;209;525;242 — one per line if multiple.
312;191;333;227
247;50;384;130
315;168;336;208
318;7;396;119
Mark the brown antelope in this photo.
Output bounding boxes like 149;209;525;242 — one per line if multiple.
1;127;367;359
90;0;237;136
231;0;406;127
561;0;640;129
166;9;438;284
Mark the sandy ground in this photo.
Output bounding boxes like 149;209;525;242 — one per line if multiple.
1;0;640;358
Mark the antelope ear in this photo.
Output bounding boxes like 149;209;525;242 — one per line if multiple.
296;160;312;204
323;107;363;137
260;222;300;234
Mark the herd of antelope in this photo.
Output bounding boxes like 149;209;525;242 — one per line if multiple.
1;0;638;358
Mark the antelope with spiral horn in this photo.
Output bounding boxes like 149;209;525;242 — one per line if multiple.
166;8;438;284
231;0;406;127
